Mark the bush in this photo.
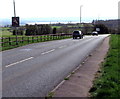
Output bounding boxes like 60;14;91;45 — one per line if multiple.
13;29;23;35
52;28;57;34
94;24;109;34
25;24;52;36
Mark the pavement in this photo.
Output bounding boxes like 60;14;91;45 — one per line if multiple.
51;36;110;97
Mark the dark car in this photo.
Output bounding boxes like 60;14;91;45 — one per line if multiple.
92;31;98;36
73;31;83;39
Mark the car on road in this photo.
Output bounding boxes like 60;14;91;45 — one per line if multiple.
73;30;83;39
92;31;98;36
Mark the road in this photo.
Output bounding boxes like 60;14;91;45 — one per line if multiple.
2;35;109;97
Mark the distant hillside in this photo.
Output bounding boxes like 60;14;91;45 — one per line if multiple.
0;17;95;27
93;19;119;30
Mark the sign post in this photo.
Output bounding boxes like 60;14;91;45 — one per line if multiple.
12;0;19;45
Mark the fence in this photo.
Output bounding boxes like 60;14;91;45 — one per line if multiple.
0;34;72;49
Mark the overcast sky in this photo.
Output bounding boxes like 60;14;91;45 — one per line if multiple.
1;0;119;22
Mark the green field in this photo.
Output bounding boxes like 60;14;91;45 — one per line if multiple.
0;27;72;51
51;26;62;29
0;27;13;37
90;35;120;97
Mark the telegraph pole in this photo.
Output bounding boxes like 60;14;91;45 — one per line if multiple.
80;5;83;29
80;5;83;27
80;5;83;24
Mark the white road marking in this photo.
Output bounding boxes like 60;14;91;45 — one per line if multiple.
51;65;82;92
41;49;55;55
51;80;65;92
20;49;32;51
59;45;67;49
5;57;34;68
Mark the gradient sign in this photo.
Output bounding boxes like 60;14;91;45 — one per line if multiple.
12;17;20;27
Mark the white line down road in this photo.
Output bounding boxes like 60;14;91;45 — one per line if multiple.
5;57;34;68
41;49;55;55
2;35;109;97
59;45;67;49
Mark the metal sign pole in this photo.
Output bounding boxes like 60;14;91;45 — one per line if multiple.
13;0;16;17
13;0;18;45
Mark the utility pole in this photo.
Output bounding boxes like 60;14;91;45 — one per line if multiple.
80;5;83;29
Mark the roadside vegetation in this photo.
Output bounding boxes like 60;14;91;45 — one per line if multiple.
90;34;120;97
0;23;110;51
0;27;72;51
0;27;13;37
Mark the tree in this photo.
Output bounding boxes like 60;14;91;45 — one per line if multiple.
83;23;94;35
25;24;52;36
13;29;23;35
53;28;57;34
94;24;109;34
59;26;69;33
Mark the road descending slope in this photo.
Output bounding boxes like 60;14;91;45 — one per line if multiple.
2;35;109;97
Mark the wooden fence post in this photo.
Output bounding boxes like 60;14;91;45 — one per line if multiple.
56;35;57;39
37;36;39;42
47;35;49;41
52;35;54;40
47;35;48;41
9;37;11;45
50;35;51;40
28;37;29;43
40;36;42;42
32;36;34;43
1;37;3;46
44;35;46;41
16;36;18;45
22;36;24;43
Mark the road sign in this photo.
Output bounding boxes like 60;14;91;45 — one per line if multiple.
96;28;100;31
12;17;19;27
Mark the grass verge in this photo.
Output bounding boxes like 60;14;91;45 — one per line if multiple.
90;34;120;97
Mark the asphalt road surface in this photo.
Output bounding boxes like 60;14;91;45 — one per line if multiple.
2;35;109;97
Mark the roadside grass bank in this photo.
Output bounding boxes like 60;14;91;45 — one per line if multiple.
90;34;120;97
0;27;12;37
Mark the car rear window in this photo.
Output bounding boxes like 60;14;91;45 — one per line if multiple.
73;31;79;33
73;31;80;35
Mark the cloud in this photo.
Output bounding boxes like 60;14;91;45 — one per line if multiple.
0;0;119;20
118;1;120;32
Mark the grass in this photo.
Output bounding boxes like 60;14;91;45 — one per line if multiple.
0;27;73;51
51;26;62;29
0;27;13;37
90;34;120;97
46;92;54;98
64;77;70;80
71;72;75;74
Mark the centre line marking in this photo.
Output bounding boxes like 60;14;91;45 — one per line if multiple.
59;45;67;49
41;49;55;55
5;57;34;68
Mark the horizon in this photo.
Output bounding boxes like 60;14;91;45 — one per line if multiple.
0;17;118;26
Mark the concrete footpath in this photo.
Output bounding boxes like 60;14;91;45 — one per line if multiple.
52;37;109;97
